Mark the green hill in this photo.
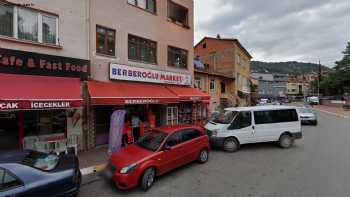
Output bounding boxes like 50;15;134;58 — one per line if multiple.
251;61;331;74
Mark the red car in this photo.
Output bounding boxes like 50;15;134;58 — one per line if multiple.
107;125;210;191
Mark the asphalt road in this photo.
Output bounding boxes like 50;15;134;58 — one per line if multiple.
79;111;350;197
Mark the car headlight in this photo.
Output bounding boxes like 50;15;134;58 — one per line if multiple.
211;129;218;136
120;163;137;174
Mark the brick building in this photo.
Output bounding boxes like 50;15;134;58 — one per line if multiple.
194;37;252;109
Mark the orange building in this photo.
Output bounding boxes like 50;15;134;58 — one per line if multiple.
194;37;252;110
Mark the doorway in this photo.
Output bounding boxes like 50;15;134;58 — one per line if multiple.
0;112;19;150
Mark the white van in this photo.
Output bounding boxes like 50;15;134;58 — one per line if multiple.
204;106;302;152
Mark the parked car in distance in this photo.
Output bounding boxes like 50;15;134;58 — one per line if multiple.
297;107;318;125
0;150;81;197
205;106;302;152
307;96;320;105
258;98;269;105
106;125;210;191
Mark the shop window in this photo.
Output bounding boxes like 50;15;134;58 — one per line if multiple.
23;110;66;137
210;79;215;92
127;0;156;13
192;104;202;124
167;0;189;27
167;106;178;125
0;4;13;37
96;25;116;56
168;46;188;69
0;4;59;45
128;34;157;64
221;82;226;94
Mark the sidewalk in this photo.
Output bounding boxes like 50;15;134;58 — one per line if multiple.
312;105;350;119
79;146;109;175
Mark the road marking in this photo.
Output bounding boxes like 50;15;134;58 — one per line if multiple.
80;163;107;176
313;108;350;120
80;167;95;176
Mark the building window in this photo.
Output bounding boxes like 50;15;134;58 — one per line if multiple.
127;0;156;13
210;79;215;91
0;4;59;45
195;77;202;89
202;43;207;48
168;0;189;27
128;34;157;64
168;46;188;69
96;25;116;56
42;15;57;44
18;8;38;42
236;54;241;65
0;4;13;37
221;82;226;94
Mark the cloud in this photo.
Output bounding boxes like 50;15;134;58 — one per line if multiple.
194;0;350;66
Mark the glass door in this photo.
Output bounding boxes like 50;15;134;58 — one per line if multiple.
0;112;19;150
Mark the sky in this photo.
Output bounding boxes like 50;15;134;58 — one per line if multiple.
194;0;350;67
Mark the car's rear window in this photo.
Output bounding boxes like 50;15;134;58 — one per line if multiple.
22;151;59;171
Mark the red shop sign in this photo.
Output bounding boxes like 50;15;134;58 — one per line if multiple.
0;100;81;111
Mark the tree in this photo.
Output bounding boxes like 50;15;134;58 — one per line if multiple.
334;42;350;93
315;42;350;96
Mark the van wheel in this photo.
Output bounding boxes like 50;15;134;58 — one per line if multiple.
197;149;209;163
223;138;239;152
140;168;156;191
279;134;294;148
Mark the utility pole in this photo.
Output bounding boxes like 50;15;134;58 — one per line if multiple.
318;60;321;97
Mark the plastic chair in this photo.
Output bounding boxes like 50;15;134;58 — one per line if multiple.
67;135;79;155
23;136;39;150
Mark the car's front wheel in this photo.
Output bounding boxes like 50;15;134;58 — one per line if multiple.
197;149;209;163
279;134;294;148
140;168;156;191
223;137;239;152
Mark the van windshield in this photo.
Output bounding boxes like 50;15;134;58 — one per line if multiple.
212;111;238;124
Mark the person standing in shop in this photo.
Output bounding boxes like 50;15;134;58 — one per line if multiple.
132;114;141;142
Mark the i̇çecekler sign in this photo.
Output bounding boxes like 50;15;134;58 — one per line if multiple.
0;101;81;111
109;63;192;86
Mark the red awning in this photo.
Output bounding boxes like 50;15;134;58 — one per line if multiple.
166;86;210;103
0;73;82;111
88;81;179;105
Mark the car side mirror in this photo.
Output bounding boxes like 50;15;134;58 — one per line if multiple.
163;144;172;151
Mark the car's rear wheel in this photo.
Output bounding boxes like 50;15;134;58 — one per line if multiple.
197;149;209;163
140;168;156;191
223;138;239;152
279;134;294;148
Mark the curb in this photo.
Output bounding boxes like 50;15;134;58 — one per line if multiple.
80;163;107;176
313;108;350;120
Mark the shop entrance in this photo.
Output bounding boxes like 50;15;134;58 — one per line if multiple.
0;112;19;150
